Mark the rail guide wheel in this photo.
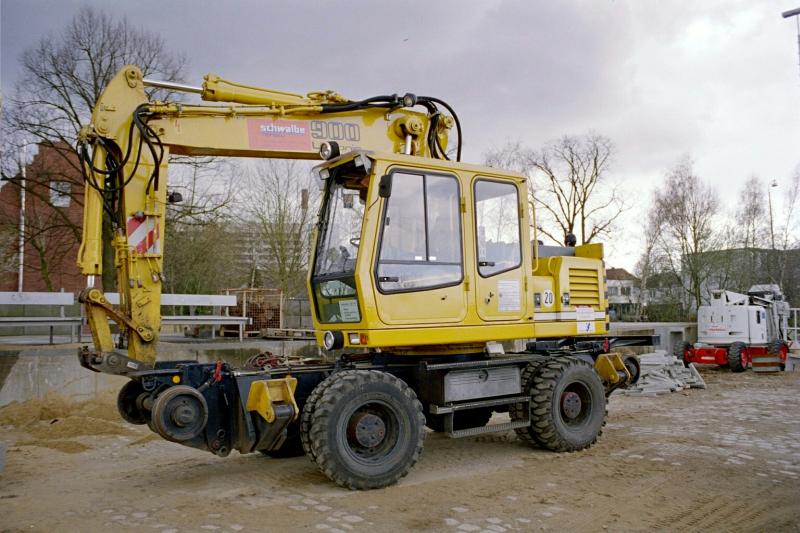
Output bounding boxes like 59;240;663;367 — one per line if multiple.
150;385;209;442
116;379;150;425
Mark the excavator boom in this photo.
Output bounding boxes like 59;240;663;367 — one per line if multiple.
76;65;455;372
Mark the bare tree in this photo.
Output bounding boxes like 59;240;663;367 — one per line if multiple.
735;176;768;249
776;164;800;249
1;6;186;290
524;133;623;245
161;158;240;294
485;135;624;245
240;160;319;297
771;163;800;290
633;208;663;320
166;157;237;227
650;156;721;310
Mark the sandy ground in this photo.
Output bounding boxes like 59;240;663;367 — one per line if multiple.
1;367;799;533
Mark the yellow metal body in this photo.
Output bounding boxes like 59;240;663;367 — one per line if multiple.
306;153;608;352
78;65;608;370
246;377;299;422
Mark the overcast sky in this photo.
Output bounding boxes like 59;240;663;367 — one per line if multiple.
2;0;799;270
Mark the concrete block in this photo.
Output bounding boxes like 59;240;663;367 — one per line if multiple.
0;441;5;474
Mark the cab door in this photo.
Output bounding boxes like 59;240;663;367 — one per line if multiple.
372;169;467;325
473;178;526;321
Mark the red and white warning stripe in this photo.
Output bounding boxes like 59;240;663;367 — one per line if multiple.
126;216;160;254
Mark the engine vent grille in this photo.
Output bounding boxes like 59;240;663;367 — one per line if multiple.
569;267;600;307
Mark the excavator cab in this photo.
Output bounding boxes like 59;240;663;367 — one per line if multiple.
308;148;534;353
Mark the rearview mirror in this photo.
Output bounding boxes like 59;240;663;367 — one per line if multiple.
378;174;393;198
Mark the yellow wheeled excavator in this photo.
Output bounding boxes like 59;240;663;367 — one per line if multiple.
76;65;652;489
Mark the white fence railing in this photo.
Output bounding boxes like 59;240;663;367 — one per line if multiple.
789;308;799;344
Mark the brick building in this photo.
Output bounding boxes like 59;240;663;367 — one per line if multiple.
0;143;85;293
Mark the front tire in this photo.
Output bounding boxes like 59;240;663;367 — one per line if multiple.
304;370;425;490
728;341;748;372
514;357;606;452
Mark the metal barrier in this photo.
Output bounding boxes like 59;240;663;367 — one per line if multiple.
105;293;251;341
0;291;81;344
1;292;250;343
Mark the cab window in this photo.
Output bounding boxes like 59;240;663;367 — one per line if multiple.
376;171;462;292
474;179;521;277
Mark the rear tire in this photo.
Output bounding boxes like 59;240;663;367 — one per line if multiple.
673;341;692;368
514;357;607;452
728;341;748;372
768;339;789;370
305;370;425;490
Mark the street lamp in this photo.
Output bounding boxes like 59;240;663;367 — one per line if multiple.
768;179;778;250
783;7;800;79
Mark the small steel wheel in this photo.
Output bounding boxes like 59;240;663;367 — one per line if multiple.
116;379;149;425
623;355;641;386
150;385;208;442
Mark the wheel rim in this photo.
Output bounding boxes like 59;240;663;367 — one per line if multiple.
559;382;592;426
341;401;399;464
741;348;749;368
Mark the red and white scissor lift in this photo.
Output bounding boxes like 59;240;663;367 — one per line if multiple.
675;285;792;372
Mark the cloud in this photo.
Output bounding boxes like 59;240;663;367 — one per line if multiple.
2;0;798;270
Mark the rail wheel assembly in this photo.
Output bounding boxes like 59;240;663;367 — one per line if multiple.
116;379;150;425
301;370;426;490
512;357;607;452
150;385;209;442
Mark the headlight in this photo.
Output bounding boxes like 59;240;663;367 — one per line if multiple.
319;141;340;160
322;330;344;350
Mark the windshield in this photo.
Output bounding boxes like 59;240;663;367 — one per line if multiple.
313;178;366;277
